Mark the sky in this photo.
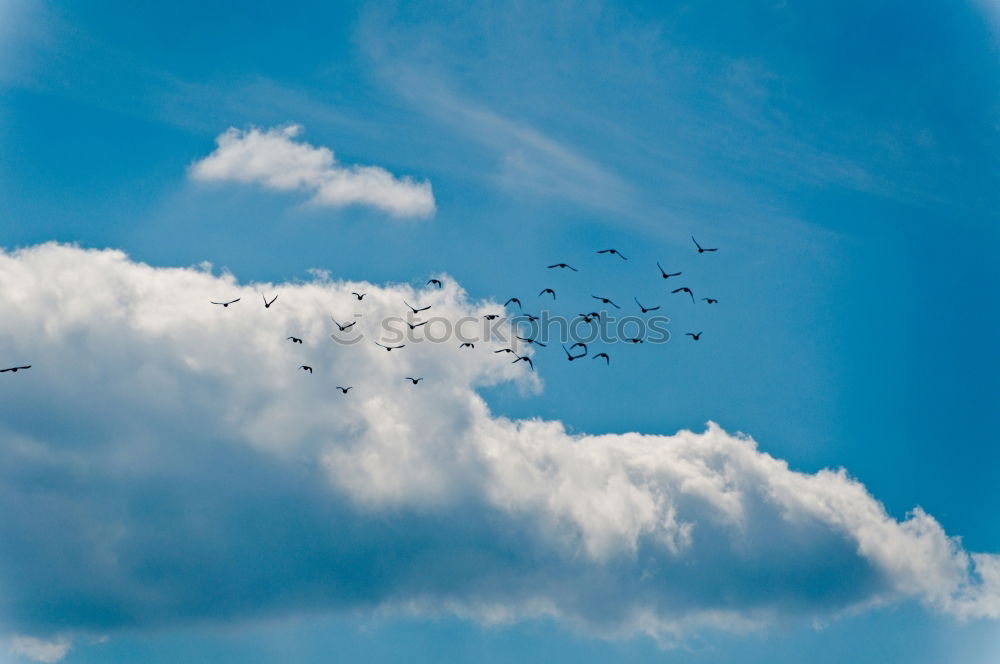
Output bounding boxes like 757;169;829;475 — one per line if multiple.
0;0;998;662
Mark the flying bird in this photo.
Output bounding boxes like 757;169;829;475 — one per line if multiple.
211;298;240;307
335;386;352;394
403;299;431;314
597;248;628;260
512;355;534;370
459;342;475;349
523;314;540;322
672;287;695;303
406;321;428;330
702;298;719;304
404;377;424;384
547;263;578;271
299;365;313;373
352;292;366;300
517;336;547;348
0;365;30;373
634;297;661;313
626;337;644;344
332;318;356;332
262;293;278;308
287;336;303;344
538;288;556;299
686;332;703;341
593;353;610;365
692;236;718;253
427;279;443;288
562;344;586;361
656;262;681;279
570;342;588;355
494;348;516;354
591;295;621;309
504;297;522;309
579;312;601;323
483;314;501;320
375;342;405;351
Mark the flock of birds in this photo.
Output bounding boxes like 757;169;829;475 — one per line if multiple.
3;236;722;391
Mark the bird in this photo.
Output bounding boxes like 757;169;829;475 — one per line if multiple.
403;299;431;314
512;355;534;370
597;248;628;260
494;348;516;354
702;298;719;304
579;311;601;323
656;262;681;279
335;386;353;394
300;365;313;373
547;263;578;271
562;344;586;361
692;236;718;253
686;332;703;341
332;318;356;332
262;293;278;308
404;377;423;384
504;297;522;309
539;288;556;299
406;321;428;330
634;297;660;313
352;292;366;300
672;287;695;303
593;353;610;365
0;365;30;373
570;342;588;355
211;298;240;307
517;335;547;347
626;337;644;344
523;314;540;322
287;336;303;344
375;342;405;351
427;279;443;288
459;342;475;349
591;295;621;309
483;314;501;321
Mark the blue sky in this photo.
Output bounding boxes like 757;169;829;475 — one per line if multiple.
0;1;998;662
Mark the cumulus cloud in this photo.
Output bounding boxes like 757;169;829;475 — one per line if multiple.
0;244;997;650
189;125;435;217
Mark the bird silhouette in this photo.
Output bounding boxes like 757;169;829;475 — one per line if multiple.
570;342;588;355
523;314;540;322
517;335;547;347
634;297;661;313
262;293;278;308
332;318;356;332
597;249;628;260
656;262;681;279
459;342;475;349
591;295;621;309
300;365;313;373
287;336;303;344
403;299;431;314
483;314;501;320
626;337;644;344
593;353;610;365
692;236;718;253
702;298;719;304
512;355;534;370
406;321;428;330
494;348;516;354
211;298;240;307
539;288;556;299
352;292;366;300
336;386;353;394
427;279;443;288
672;287;695;303
0;365;31;373
686;332;703;340
404;377;424;384
504;297;522;309
579;312;601;323
547;263;578;271
375;342;405;351
562;344;586;361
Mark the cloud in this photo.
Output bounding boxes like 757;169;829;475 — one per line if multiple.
188;125;435;217
5;635;71;663
0;244;997;648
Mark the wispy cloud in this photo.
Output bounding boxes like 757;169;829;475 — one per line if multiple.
0;244;996;650
189;125;436;218
5;635;71;663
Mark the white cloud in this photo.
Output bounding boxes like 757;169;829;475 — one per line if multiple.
189;125;435;217
5;635;70;663
0;243;996;647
